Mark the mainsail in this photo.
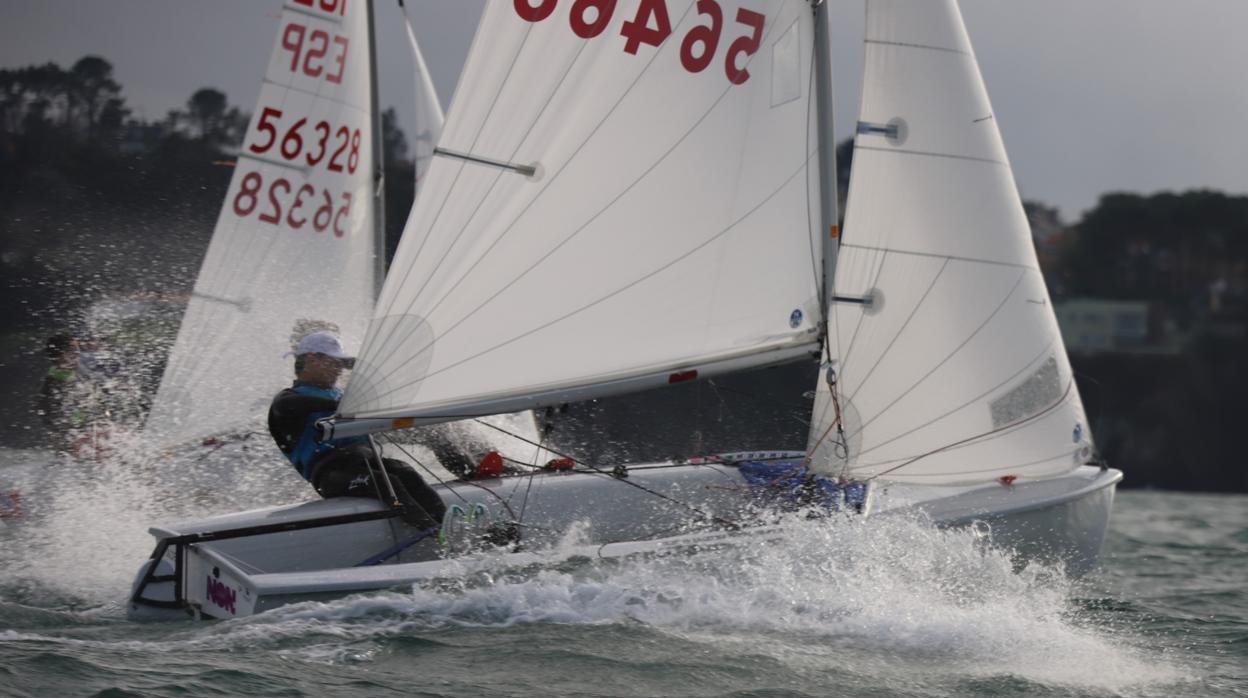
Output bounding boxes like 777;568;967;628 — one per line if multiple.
340;0;827;425
146;0;378;445
808;0;1094;483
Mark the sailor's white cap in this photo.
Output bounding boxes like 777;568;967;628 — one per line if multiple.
290;331;354;362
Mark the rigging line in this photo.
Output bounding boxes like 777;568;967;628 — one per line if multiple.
516;423;547;524
703;382;812;428
361;4;697;376
865;379;1075;481
852;335;1062;460
803;369;845;469
837;242;1038;271
842;269;1028;445
470;418;744;531
358;18;548;381
381;435;524;526
379;433;470;506
361;4;791;393
364;153;816;405
843;258;950;406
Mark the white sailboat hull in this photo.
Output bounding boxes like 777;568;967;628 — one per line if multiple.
129;461;1121;620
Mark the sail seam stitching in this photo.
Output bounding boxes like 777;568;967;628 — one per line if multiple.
356;3;699;391
854;145;1005;166
853;335;1061;460
838;243;1038;271
860;380;1076;478
864;39;967;56
259;79;367;113
363;154;817;405
843;259;950;405
353;15;552;389
842;270;1028;447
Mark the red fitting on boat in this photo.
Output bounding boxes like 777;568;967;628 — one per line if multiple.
474;451;505;479
668;370;698;384
999;475;1017;486
543;457;575;471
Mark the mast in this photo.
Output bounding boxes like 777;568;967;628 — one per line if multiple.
812;0;840;335
366;0;386;297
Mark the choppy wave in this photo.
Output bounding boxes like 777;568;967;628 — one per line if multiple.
1;441;1237;697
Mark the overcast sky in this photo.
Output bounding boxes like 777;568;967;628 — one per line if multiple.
3;0;1245;220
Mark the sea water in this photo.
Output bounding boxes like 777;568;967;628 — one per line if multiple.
0;445;1243;698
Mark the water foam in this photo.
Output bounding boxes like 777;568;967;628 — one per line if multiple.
201;512;1191;693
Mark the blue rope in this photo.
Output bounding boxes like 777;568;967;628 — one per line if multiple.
354;525;440;567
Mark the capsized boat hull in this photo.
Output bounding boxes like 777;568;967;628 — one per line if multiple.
129;459;1122;620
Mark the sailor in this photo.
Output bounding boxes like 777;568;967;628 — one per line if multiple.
38;334;84;437
267;330;447;529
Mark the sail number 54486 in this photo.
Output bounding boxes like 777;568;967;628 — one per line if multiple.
514;0;764;85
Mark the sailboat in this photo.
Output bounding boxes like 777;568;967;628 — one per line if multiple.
130;0;1122;620
142;0;384;448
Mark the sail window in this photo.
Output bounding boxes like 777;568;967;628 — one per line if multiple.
989;356;1061;428
771;19;801;107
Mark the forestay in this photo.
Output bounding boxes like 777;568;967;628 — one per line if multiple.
341;0;826;424
808;0;1094;484
146;0;376;446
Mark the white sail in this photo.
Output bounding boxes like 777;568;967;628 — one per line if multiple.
808;0;1094;484
146;0;377;445
341;0;824;423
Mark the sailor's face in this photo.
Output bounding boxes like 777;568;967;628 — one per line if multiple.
302;353;346;388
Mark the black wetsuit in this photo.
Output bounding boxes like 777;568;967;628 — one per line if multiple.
268;382;446;529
